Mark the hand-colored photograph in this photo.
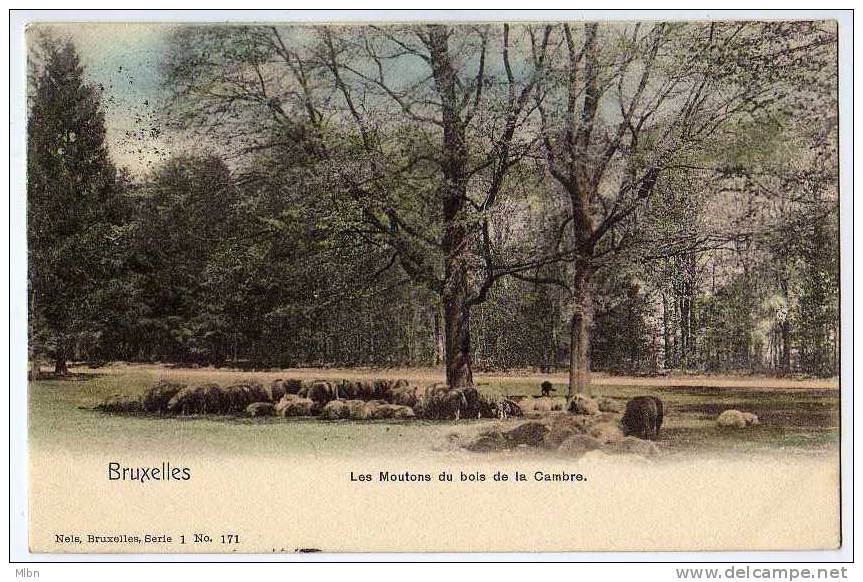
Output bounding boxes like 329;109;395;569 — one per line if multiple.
22;15;842;554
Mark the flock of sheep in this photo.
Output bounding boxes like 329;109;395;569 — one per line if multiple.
95;377;524;421
95;377;760;459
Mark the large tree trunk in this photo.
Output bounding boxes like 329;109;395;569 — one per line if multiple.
568;263;592;397
428;25;475;389
443;283;474;388
54;346;68;376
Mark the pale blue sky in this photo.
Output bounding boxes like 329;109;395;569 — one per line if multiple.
28;23;179;174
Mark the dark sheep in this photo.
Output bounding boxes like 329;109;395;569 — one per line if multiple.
372;379;394;400
283;379;304;395
200;383;226;413
354;380;375;400
167;385;208;415
243;380;270;403
306;381;337;405
475;392;521;419
621;396;664;440
337;380;358;400
268;379;288;403
141;380;186;414
221;381;269;413
419;385;469;420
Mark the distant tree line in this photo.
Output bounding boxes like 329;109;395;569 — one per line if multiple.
27;22;839;384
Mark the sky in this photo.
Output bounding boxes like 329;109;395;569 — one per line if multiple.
28;23;179;175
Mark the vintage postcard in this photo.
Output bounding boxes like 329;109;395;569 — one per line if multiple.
10;9;851;559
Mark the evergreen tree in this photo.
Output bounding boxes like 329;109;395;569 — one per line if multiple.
27;37;120;374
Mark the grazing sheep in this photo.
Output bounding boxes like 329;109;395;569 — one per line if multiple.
716;409;759;428
275;394;317;417
337;380;358;400
220;380;270;413
621;396;664;440
306;381;337;405
568;394;600;415
242;380;270;403
389;384;419;408
320;400;351;420
359;381;377;400
742;412;760;426
461;387;483;418
345;399;369;419
596;396;624;413
466;429;508;452
167;385;208;415
283;379;304;395
419;385;469;420
521;396;567;414
476;395;523;419
268;379;288;403
200;383;227;414
141;380;186;414
246;402;276;417
365;402;416;420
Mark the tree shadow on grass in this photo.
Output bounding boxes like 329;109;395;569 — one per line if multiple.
31;372;101;382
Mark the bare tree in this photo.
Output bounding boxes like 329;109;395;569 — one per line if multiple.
165;23;553;387
531;21;836;395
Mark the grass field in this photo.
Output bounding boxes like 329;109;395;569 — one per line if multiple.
28;363;840;459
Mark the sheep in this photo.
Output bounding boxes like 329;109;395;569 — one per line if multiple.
275;394;317;417
716;409;760;428
568;394;600;415
283;379;304;395
200;383;227;413
621;396;664;440
596;396;624;413
268;379;288;403
417;385;469;420
246;402;276;417
167;385;208;415
521;396;567;414
141;380;186;414
389;384;420;408
476;394;523;419
345;399;369;419
354;381;375;400
306;381;337;405
365;402;416;420
319;400;351;420
337;380;358;400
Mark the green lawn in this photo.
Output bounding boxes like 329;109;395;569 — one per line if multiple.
28;365;840;458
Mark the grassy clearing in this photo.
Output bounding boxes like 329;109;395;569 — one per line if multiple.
28;364;839;459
